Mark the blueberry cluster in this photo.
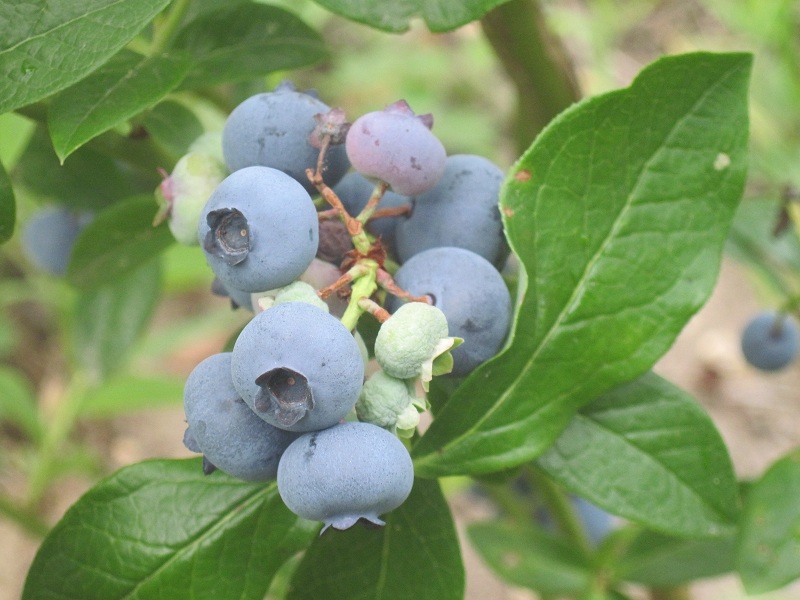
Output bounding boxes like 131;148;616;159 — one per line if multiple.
172;83;513;531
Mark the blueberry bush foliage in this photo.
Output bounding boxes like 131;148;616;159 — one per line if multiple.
1;1;799;599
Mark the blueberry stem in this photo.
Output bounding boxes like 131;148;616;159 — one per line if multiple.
356;181;389;226
150;0;192;56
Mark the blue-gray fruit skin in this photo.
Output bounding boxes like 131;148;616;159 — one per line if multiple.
395;154;508;268
387;247;511;376
198;166;319;293
277;421;414;532
231;302;365;432
333;171;410;255
21;206;93;276
183;352;300;481
741;311;799;371
222;88;350;194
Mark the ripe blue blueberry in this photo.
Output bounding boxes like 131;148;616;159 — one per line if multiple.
387;247;512;376
345;100;446;196
183;352;300;481
740;310;799;371
395;154;508;267
21;206;92;276
222;83;350;194
231;302;364;432
198;166;319;293
277;421;414;531
332;171;410;253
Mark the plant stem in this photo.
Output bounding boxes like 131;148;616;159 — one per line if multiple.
0;494;49;538
150;0;192;56
526;466;593;554
480;0;581;154
24;372;92;509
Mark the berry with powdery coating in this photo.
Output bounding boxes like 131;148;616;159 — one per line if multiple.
183;352;300;482
346;100;446;196
198;166;319;293
230;302;364;432
222;82;350;194
387;247;512;376
741;310;799;371
395;154;508;267
277;421;414;532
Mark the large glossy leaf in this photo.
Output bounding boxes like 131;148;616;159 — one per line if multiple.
48;50;191;162
467;520;591;595
72;261;161;380
172;4;326;89
0;0;171;114
537;372;738;537
0;158;13;242
286;478;463;600
311;0;511;32
616;529;736;587
67;195;174;290
737;449;800;593
22;459;315;600
412;52;752;477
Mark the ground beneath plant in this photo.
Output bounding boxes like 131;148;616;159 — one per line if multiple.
2;259;800;600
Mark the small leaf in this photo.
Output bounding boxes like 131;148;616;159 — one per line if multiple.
14;127;142;210
67;195;174;290
311;0;511;32
286;478;464;600
737;449;800;593
79;374;184;418
0;158;14;243
48;50;191;161
537;372;738;537
412;52;752;477
0;0;172;114
72;261;161;380
616;529;736;587
141;100;205;159
467;520;591;595
22;459;314;600
0;366;41;441
173;4;327;89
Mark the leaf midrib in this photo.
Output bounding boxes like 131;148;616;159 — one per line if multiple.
417;61;742;467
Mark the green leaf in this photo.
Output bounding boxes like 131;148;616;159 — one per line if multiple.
48;50;191;162
537;372;738;537
22;459;314;600
79;374;183;418
72;261;161;380
412;52;752;478
67;195;174;290
0;0;172;114
0;365;41;441
140;100;205;159
172;4;327;89
286;478;464;600
737;449;800;593
467;520;591;595
616;529;736;587
14;127;143;210
0;158;14;243
311;0;511;32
